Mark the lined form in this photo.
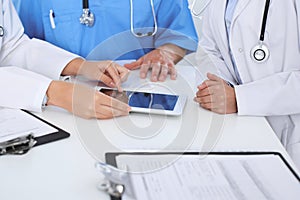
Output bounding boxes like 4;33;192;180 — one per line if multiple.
0;107;57;142
116;154;300;200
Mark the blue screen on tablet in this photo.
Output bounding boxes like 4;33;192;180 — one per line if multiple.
100;89;179;111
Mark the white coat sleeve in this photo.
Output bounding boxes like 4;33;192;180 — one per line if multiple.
0;67;52;112
235;71;300;116
0;0;77;112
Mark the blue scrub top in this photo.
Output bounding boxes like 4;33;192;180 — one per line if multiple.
12;0;198;60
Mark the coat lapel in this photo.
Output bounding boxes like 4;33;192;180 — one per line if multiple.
232;0;251;22
211;0;237;80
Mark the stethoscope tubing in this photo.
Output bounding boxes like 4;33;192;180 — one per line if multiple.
83;0;89;9
130;0;157;37
259;0;270;42
250;0;271;63
81;0;157;37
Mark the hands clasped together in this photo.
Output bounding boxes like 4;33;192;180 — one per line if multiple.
194;73;238;114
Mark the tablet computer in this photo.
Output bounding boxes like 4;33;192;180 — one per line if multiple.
99;88;187;116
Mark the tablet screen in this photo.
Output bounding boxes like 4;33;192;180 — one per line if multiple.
100;89;179;111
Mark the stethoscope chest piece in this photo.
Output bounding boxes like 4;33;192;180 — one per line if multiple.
80;8;95;27
80;0;94;27
251;42;269;63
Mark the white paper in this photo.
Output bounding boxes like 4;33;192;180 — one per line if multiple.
0;107;57;142
116;154;300;200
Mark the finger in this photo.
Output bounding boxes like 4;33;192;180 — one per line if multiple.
95;105;129;119
158;64;169;82
199;101;213;110
99;73;115;88
116;66;130;82
196;87;212;97
94;112;112;120
195;96;226;114
98;92;131;112
95;108;126;119
194;95;213;104
168;63;177;80
106;63;123;92
151;62;161;82
207;73;224;82
140;61;151;79
124;58;143;70
197;83;208;90
199;101;223;110
198;80;220;90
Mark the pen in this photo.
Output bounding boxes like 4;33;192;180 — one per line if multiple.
49;9;56;29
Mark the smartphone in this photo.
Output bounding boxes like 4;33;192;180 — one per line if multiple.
100;88;187;116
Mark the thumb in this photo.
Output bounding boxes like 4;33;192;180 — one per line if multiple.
124;59;143;70
207;73;223;82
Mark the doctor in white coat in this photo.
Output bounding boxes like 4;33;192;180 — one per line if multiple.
194;0;300;169
0;0;130;119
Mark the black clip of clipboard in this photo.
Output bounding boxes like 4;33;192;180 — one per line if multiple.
101;151;300;200
0;110;70;155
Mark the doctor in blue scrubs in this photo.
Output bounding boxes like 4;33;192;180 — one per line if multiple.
12;0;198;82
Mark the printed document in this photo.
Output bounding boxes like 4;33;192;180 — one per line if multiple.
0;107;57;142
116;154;300;200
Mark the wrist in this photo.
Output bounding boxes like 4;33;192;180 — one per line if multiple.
46;81;73;109
158;44;186;64
62;58;85;76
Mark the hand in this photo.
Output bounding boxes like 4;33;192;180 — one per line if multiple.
194;73;237;114
124;44;186;82
63;58;130;91
46;81;131;119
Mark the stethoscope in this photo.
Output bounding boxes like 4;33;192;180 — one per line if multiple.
79;0;157;37
189;0;271;63
79;0;95;27
250;0;271;63
189;0;211;18
130;0;157;37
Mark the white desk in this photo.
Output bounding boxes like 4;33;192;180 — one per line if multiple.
0;65;298;200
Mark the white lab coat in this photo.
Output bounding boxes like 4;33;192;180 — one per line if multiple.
199;0;300;169
0;0;76;112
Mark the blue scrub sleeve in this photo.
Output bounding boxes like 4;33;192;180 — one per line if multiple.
154;0;198;53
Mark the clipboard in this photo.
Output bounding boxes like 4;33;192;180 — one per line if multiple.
0;109;70;155
102;151;300;200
